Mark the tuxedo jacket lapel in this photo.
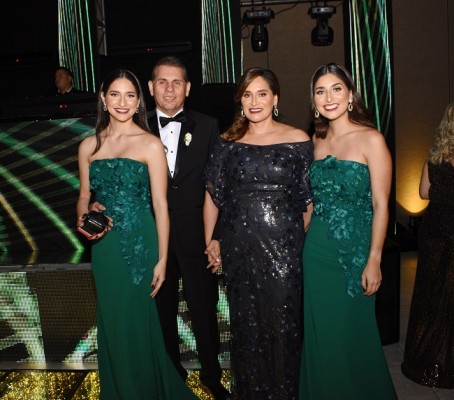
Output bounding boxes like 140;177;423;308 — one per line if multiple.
174;116;196;178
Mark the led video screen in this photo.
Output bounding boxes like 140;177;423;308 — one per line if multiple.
0;117;95;254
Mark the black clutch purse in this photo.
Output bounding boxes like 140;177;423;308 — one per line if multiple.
77;211;109;238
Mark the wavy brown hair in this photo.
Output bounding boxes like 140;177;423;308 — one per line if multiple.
429;103;454;164
310;63;375;139
93;69;150;154
223;67;280;142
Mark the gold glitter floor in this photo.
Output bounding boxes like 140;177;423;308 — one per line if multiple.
0;370;231;400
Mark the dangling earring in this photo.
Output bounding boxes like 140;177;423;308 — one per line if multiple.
348;101;353;112
314;109;320;118
103;104;107;111
135;108;139;114
273;105;279;117
241;109;245;118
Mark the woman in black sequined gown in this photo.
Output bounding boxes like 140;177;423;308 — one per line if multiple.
402;103;454;388
204;68;313;400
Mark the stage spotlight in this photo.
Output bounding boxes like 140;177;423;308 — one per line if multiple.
251;22;268;52
243;8;274;52
308;5;336;46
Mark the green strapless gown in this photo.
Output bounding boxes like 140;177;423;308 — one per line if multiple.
89;158;197;400
300;156;397;400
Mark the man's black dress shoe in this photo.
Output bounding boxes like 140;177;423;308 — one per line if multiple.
202;382;231;400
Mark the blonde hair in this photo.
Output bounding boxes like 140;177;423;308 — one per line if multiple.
429;103;454;164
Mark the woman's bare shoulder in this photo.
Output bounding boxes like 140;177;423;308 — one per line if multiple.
80;134;96;144
79;134;96;152
357;127;386;147
280;123;310;142
138;130;165;151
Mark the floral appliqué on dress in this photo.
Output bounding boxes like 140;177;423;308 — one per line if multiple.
90;158;151;284
311;156;373;297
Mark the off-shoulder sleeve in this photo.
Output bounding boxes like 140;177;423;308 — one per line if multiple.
204;139;230;209
298;141;314;205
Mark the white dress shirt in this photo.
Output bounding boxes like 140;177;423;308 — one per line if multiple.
156;108;183;177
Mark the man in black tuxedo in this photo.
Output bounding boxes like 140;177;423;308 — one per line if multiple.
147;56;229;400
55;66;86;95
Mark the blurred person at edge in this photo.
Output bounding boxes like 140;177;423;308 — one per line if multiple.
402;102;454;389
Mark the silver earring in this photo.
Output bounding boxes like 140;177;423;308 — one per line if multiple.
241;109;245;118
135;108;139;114
103;104;107;111
314;109;320;118
348;101;353;112
273;105;279;117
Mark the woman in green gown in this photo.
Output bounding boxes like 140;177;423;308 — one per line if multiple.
76;69;198;399
300;63;397;400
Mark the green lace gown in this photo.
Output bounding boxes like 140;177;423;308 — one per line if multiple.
300;156;397;400
89;158;197;400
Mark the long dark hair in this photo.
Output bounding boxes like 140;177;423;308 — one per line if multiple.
310;63;375;138
224;67;280;142
93;69;150;154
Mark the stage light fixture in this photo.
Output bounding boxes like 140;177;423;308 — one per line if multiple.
251;22;268;52
308;5;336;46
243;8;275;52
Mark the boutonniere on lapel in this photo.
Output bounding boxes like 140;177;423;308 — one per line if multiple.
184;132;192;147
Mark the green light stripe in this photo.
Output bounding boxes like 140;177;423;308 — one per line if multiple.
77;1;89;89
360;0;381;130
84;0;96;91
224;0;236;80
220;3;229;82
0;193;36;251
48;118;96;133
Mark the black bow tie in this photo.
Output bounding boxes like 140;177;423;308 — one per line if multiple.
159;112;186;127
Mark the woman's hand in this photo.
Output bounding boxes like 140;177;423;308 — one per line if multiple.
89;201;114;228
150;259;166;298
361;259;382;296
76;211;111;240
205;240;222;273
303;202;314;232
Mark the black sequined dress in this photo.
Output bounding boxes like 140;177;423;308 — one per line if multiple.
402;161;454;388
205;140;313;400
